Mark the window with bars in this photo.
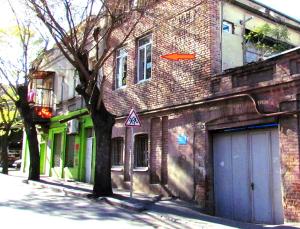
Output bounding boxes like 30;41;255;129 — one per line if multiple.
52;133;62;167
65;135;75;168
137;34;152;82
134;134;148;168
111;137;124;166
115;48;128;89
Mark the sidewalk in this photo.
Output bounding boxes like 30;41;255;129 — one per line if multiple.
9;170;160;212
8;170;300;229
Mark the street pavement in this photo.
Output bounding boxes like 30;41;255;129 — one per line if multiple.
1;171;300;229
0;173;165;229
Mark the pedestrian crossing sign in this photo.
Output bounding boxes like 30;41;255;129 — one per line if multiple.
125;108;141;127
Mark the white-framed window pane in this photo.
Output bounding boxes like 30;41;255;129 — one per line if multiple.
146;44;152;79
138;48;145;81
137;34;152;82
138;35;151;46
122;56;127;86
223;21;233;34
116;57;121;88
117;48;127;56
74;70;80;97
115;48;127;89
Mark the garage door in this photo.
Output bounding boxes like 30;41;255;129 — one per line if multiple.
213;128;284;224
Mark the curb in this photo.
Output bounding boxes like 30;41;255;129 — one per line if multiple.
100;194;162;212
101;197;146;212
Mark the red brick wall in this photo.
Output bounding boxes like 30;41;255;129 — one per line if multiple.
150;117;162;184
280;113;300;221
106;0;300;222
103;0;221;116
161;116;168;185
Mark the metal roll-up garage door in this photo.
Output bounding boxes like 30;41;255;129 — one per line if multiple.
213;128;284;224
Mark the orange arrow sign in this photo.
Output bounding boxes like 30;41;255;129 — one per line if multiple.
160;53;196;61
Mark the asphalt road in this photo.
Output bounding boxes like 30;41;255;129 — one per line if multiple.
0;174;167;229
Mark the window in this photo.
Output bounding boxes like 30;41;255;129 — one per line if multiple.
223;21;234;34
73;70;80;97
53;133;62;167
65;135;75;168
132;0;146;8
245;42;262;63
137;34;152;82
111;137;124;166
115;48;127;89
134;134;148;167
30;73;54;107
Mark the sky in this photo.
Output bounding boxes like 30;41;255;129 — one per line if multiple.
255;0;300;21
0;1;299;29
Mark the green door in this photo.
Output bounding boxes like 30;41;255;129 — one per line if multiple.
50;132;65;178
39;142;46;174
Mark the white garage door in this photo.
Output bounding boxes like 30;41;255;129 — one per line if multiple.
213;128;284;224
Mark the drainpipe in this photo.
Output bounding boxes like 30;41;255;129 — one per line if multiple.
220;0;224;71
116;92;300;119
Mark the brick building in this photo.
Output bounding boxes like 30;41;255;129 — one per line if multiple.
22;0;300;224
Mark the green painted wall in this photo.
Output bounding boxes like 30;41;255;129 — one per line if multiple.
21;109;94;183
78;115;95;183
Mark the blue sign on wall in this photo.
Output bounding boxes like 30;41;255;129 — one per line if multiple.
177;134;188;145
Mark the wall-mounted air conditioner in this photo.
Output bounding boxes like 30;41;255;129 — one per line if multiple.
67;119;79;134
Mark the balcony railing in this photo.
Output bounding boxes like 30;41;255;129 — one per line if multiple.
28;70;55;120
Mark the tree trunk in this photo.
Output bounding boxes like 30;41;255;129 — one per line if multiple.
16;86;40;181
76;53;115;197
91;102;115;196
24;122;40;180
1;132;9;175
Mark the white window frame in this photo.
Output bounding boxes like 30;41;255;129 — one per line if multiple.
73;70;80;97
137;34;152;83
223;20;234;34
115;48;128;89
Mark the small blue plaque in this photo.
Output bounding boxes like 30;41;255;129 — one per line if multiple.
177;134;188;145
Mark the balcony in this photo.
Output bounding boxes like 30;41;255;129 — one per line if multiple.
28;71;55;122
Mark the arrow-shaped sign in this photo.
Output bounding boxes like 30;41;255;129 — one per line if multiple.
160;52;196;61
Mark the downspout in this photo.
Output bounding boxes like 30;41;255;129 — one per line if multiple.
116;93;300;119
205;93;300;125
220;0;224;71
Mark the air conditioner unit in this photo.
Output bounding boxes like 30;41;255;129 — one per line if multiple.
67;119;79;134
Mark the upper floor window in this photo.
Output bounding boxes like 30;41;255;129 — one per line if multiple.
115;48;127;89
73;70;80;97
111;137;124;166
223;21;234;34
137;34;152;82
134;134;148;168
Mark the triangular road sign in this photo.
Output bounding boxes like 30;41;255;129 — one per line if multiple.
125;108;141;127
